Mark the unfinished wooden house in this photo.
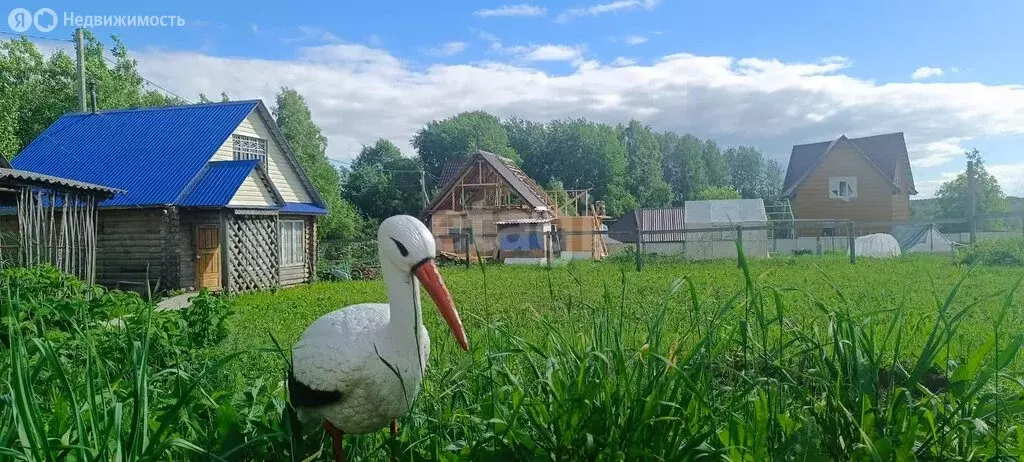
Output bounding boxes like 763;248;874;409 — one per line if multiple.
7;100;327;293
425;150;607;262
425;150;554;260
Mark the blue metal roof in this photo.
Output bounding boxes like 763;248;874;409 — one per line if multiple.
10;101;259;207
179;160;260;207
280;202;328;215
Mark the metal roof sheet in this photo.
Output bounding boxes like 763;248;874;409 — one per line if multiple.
495;218;552;225
10;100;259;207
280;202;328;215
0;168;121;195
424;150;552;214
179;160;258;207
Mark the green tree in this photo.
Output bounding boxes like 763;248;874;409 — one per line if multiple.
273;87;364;240
504;117;548;179
0;32;182;158
723;146;783;203
413;111;520;182
542;119;636;216
343;139;425;223
701;140;730;188
660;132;708;204
935;149;1007;232
620;120;671;207
697;186;741;200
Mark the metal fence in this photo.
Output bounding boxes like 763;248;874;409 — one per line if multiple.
318;213;1024;276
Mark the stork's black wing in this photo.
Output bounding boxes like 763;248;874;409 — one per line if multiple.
288;368;343;408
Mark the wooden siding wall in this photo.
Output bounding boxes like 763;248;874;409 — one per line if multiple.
211;112;312;203
279;215;314;287
94;209;178;289
178;210;222;290
792;139;901;236
891;162;911;220
229;170;277;207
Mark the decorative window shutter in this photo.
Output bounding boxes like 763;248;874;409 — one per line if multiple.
828;177;839;198
847;179;857;198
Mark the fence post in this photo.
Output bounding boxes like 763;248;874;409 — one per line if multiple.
848;221;856;264
634;220;643;272
464;229;472;269
545;228;552;268
816;236;822;255
967;160;977;244
735;225;743;268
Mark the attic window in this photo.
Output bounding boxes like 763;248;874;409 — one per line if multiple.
829;176;857;200
233;134;268;170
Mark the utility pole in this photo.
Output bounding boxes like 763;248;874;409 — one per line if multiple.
967;160;977;244
75;28;87;112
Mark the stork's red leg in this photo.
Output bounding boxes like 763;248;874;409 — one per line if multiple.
323;421;344;462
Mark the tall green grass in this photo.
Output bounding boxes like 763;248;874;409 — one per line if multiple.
5;248;1024;460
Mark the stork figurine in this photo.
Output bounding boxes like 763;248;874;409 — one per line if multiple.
287;215;469;461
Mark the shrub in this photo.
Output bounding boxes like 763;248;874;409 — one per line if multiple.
318;240;380;281
956;237;1024;266
181;288;233;348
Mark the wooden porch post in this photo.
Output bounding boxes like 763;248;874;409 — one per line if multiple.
219;209;231;293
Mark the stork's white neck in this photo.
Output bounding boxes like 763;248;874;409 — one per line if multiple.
382;260;424;351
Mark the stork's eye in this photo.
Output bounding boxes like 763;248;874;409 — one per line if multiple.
391;238;409;257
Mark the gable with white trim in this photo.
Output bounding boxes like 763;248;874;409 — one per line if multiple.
212;111;312;204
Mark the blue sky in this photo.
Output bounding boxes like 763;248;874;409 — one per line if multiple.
6;0;1024;197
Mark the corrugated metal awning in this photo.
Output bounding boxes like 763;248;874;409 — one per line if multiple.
495;218;552;225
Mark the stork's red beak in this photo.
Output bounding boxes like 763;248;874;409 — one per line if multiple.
414;259;469;351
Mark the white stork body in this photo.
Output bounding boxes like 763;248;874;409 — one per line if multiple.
287;215;468;445
291;301;430;434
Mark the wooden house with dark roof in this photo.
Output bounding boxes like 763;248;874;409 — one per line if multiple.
782;131;917;236
423;150;557;260
8;100;327;293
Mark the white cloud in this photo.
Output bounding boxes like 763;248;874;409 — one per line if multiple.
625;35;648;45
368;34;383;47
128;44;1024;190
427;41;468;57
557;0;660;22
909;138;967;168
911;66;944;80
611;57;636;66
514;44;583;61
950;66;961;73
474;4;547;17
284;26;341;44
250;24;259;34
987;163;1024;196
477;34;584;62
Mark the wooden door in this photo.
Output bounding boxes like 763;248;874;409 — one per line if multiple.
195;225;221;290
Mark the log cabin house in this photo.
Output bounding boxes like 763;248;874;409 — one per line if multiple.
6;100;327;293
781;132;917;236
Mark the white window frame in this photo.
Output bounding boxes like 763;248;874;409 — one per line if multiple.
233;134;268;170
828;176;857;200
280;220;305;266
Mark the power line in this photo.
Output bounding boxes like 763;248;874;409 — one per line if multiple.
2;30;190;104
0;30;73;43
100;55;190;103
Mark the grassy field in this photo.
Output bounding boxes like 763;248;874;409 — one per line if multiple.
6;250;1024;460
220;252;1024;460
227;254;1024;378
